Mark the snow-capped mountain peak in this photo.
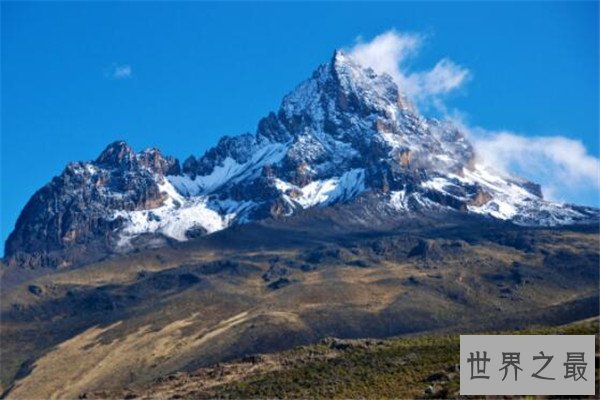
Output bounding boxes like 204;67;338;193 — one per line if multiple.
5;50;598;268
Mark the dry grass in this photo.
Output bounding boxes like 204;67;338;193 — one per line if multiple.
2;225;597;398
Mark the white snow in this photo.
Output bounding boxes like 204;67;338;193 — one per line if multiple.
276;169;366;209
434;154;452;162
168;143;288;196
274;178;294;193
85;164;98;175
389;190;408;211
114;179;236;246
421;177;452;193
469;199;518;220
296;179;340;208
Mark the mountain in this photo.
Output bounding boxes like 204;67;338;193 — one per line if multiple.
1;50;599;397
4;50;597;269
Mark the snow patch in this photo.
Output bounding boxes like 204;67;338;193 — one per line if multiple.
389;190;408;211
277;169;366;208
169;143;288;196
114;180;235;246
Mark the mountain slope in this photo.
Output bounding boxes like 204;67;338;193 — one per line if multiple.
1;208;598;398
82;318;600;400
4;50;598;269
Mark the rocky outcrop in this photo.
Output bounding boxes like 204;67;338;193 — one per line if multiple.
4;141;179;268
469;189;493;207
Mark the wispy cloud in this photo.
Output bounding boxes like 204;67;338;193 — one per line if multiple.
107;64;132;79
454;118;600;205
349;30;598;206
348;30;470;111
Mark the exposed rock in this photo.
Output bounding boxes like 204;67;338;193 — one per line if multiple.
425;371;449;382
405;276;419;285
321;337;370;350
267;278;291;290
346;259;369;268
27;285;43;296
182;155;199;177
408;240;443;260
262;264;289;282
185;226;208;239
398;148;411;167
241;354;265;364
469;189;493;207
197;260;256;276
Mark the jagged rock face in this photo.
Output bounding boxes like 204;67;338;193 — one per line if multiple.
4;142;179;268
4;52;598;268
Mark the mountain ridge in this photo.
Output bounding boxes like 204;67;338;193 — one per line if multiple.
4;50;598;269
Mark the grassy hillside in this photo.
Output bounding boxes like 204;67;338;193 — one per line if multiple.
2;213;598;398
86;318;599;399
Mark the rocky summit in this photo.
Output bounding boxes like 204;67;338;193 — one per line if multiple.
4;50;598;269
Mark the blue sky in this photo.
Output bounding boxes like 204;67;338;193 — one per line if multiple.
2;1;598;248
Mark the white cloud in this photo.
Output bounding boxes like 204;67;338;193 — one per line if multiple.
108;64;132;79
463;124;600;204
348;30;470;109
349;30;421;85
417;59;471;96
